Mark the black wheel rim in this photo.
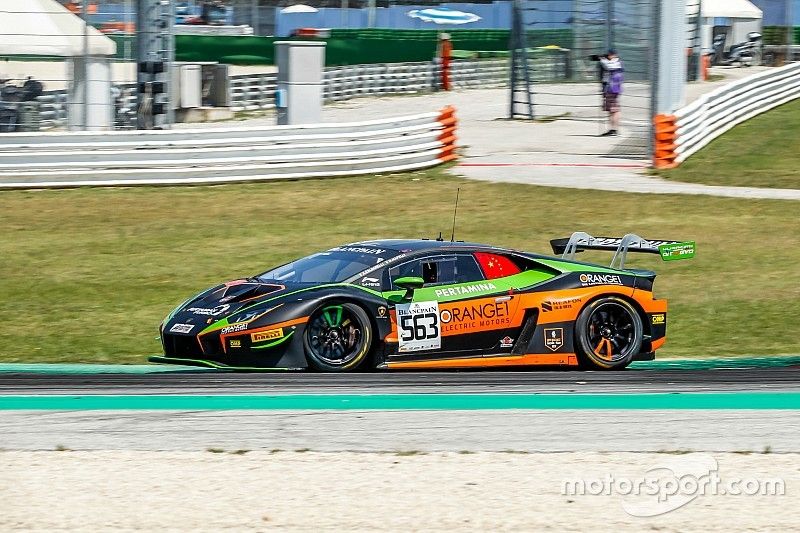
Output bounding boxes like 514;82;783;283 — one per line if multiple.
586;302;636;363
307;305;364;366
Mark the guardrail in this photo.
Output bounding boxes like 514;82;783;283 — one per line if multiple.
0;106;457;189
30;59;506;129
230;59;508;112
653;62;800;169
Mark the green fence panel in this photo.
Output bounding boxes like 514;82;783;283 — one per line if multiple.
168;29;581;66
762;26;800;46
107;34;136;60
175;34;278;64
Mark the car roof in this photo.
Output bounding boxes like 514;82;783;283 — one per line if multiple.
348;238;515;254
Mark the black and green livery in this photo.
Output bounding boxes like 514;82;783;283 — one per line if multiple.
153;235;694;371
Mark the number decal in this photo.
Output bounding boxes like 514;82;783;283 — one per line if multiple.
395;301;441;352
399;313;438;342
400;315;414;341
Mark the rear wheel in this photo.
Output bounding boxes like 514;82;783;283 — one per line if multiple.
574;297;643;370
303;303;372;372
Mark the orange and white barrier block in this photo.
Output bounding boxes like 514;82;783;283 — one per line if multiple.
438;106;458;163
653;114;678;169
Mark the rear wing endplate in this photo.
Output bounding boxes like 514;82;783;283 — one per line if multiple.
550;232;696;270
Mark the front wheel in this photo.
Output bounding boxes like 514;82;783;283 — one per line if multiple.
574;297;643;370
303;302;373;372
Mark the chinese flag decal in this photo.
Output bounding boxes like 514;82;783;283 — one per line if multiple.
474;253;521;280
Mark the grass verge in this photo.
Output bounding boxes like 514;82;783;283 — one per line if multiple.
1;169;798;363
657;98;800;189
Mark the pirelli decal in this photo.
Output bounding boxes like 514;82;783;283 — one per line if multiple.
251;329;283;343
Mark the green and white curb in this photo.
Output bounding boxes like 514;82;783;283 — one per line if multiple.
0;392;799;410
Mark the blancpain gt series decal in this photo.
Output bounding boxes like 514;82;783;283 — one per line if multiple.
169;323;194;334
396;300;441;352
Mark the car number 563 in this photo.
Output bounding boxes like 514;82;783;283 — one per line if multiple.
395;301;442;352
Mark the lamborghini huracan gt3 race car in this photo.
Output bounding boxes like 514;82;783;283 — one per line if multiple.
152;233;695;371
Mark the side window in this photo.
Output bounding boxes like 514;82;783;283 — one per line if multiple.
388;259;427;290
388;254;485;290
452;254;485;284
388;260;422;284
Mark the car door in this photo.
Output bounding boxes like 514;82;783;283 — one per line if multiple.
383;252;521;360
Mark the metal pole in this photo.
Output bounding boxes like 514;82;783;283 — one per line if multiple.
509;0;516;118
571;0;578;80
695;0;703;80
136;0;148;130
605;0;614;51
368;0;376;28
127;0;134;60
165;0;175;127
648;0;661;163
787;0;794;62
82;2;89;130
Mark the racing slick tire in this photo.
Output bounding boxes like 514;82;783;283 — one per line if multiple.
303;302;373;372
574;296;643;370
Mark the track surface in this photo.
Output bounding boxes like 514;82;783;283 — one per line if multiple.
2;366;799;452
1;367;798;395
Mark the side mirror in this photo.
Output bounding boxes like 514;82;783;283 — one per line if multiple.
393;276;424;300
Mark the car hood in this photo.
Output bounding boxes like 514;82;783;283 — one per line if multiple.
168;279;306;327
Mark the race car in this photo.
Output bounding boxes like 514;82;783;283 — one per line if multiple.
151;233;694;371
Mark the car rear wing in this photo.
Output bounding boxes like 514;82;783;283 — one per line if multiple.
550;232;696;269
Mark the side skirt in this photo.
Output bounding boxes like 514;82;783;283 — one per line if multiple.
382;353;578;370
148;355;303;372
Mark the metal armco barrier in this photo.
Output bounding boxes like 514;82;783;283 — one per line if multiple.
32;59;505;128
227;59;507;112
0;107;458;189
653;62;800;169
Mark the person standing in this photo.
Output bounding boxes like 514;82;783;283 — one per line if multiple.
599;49;624;137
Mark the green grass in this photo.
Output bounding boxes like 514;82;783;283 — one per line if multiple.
658;99;800;189
1;170;798;363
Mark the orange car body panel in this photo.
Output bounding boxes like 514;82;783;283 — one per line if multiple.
383;285;666;369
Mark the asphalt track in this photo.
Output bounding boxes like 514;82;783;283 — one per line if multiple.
1;359;798;451
1;366;799;396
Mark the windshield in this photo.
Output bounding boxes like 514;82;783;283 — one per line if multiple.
257;246;399;284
